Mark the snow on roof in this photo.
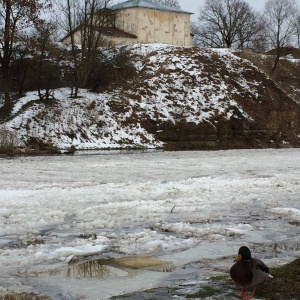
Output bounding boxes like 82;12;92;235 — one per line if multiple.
111;0;192;14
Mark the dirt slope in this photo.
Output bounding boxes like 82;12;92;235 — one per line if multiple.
4;45;300;151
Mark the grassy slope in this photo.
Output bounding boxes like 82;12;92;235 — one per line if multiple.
256;258;300;300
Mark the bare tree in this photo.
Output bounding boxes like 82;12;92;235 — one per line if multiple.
10;38;34;95
264;0;298;73
195;0;263;49
236;12;265;49
295;15;300;48
31;22;63;100
149;0;181;9
249;28;269;52
54;0;113;97
0;0;52;120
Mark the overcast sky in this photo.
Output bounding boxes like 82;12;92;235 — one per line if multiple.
178;0;300;22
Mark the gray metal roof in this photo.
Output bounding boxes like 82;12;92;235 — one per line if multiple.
110;0;192;14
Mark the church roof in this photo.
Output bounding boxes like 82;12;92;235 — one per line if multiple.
110;0;192;14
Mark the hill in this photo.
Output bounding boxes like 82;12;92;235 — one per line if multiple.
265;47;300;59
1;44;300;153
236;48;300;107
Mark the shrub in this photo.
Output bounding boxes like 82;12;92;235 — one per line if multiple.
25;137;60;154
87;47;137;91
0;127;18;155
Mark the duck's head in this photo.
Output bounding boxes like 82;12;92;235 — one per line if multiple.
235;246;251;261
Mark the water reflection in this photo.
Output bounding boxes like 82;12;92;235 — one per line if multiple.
112;257;175;271
24;256;174;281
65;257;174;279
66;261;130;279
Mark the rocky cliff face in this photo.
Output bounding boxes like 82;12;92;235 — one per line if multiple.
4;45;300;151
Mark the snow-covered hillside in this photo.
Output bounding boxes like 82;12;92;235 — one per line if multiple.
3;44;300;151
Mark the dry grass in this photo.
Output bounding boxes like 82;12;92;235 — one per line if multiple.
266;47;300;59
257;258;300;300
235;49;300;104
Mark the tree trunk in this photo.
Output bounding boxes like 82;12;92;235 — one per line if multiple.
18;70;27;95
0;91;12;123
0;0;13;121
271;47;281;74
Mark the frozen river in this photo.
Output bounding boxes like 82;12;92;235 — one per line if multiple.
0;149;299;299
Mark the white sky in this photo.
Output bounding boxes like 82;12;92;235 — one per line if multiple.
178;0;300;21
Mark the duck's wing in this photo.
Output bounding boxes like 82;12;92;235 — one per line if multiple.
252;258;270;273
230;261;254;286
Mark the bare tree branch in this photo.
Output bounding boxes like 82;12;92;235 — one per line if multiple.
194;0;263;49
53;0;113;97
264;0;299;73
0;0;52;119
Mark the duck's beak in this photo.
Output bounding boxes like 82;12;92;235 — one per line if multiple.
234;254;242;262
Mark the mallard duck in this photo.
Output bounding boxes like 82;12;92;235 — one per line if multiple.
230;246;273;300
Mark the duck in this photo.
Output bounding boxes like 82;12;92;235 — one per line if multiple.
230;246;273;300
